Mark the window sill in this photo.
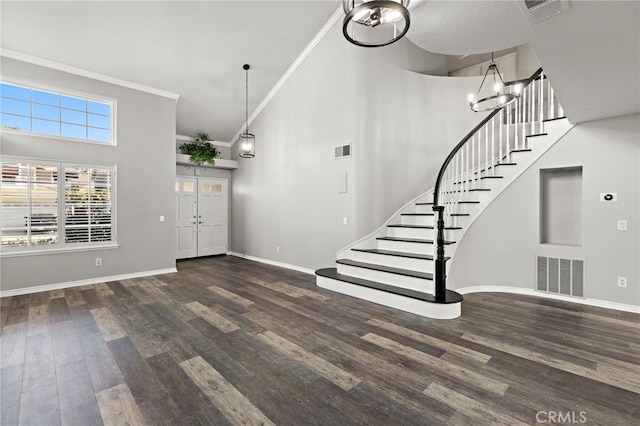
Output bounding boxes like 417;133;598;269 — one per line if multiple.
0;243;119;258
1;128;116;146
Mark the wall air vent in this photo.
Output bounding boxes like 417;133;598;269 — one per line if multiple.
536;256;584;298
519;0;570;24
335;144;352;159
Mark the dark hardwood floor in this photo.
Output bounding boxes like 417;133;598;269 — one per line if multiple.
1;255;639;425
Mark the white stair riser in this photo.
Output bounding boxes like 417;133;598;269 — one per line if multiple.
336;264;433;293
348;250;434;273
441;202;479;215
491;165;521;182
386;227;462;243
377;239;434;255
316;276;460;319
444;215;470;230
400;215;435;226
387;227;434;240
441;190;491;203
414;204;435;214
452;179;492;191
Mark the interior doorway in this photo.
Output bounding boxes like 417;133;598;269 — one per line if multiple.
175;177;228;259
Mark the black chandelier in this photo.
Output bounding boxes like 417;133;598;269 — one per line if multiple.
239;64;255;158
342;0;410;47
468;53;521;112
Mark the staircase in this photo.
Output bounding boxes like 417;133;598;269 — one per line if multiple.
316;69;572;319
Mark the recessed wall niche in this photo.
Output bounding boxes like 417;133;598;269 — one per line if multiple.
540;166;583;246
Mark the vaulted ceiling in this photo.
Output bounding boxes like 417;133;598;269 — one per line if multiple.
2;1;638;142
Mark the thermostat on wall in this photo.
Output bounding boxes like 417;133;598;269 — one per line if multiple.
600;193;618;202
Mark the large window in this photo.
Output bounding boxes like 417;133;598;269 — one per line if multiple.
1;159;115;253
0;82;114;144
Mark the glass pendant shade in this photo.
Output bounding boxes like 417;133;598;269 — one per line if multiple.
239;132;255;158
343;0;410;47
468;54;519;112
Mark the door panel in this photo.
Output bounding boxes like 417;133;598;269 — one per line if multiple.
175;178;198;259
176;177;227;259
197;178;227;256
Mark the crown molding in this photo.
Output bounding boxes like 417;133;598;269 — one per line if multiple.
230;6;343;146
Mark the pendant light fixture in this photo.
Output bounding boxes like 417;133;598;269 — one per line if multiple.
239;64;255;158
468;53;521;112
342;0;410;47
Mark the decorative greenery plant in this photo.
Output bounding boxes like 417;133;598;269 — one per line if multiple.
179;132;220;165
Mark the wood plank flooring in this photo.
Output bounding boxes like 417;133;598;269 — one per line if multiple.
1;255;639;425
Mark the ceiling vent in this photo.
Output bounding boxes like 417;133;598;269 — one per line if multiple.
519;0;570;24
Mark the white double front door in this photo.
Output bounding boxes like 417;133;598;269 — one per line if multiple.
175;177;228;259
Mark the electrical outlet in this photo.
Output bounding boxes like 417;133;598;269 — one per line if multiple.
617;220;627;231
276;246;280;254
343;217;348;225
617;276;627;288
95;258;102;267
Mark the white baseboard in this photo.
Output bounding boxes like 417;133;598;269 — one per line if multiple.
0;268;178;298
228;252;315;275
456;286;640;314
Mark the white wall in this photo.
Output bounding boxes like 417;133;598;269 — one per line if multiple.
0;57;177;293
516;44;541;80
230;21;485;271
448;114;640;306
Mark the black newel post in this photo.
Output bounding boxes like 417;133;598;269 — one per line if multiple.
433;205;446;302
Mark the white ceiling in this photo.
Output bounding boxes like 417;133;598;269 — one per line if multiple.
1;0;341;142
2;1;638;141
408;0;640;124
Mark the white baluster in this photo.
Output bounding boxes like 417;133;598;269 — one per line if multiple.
521;89;526;150
484;124;489;178
528;82;533;139
491;115;496;176
451;165;455;227
465;142;470;196
455;152;460;214
539;72;544;133
471;134;475;188
499;109;503;167
515;92;519;153
506;105;510;162
476;133;480;185
550;86;555;119
464;146;468;195
524;82;529;140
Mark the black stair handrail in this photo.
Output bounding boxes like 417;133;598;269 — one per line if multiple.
431;67;544;302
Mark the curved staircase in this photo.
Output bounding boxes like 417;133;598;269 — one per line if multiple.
316;69;572;319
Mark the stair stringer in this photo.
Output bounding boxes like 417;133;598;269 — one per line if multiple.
441;118;575;266
335;189;436;260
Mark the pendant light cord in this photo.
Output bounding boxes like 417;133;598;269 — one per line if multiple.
244;64;250;135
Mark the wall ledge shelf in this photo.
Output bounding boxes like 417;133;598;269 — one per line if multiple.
176;154;238;170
